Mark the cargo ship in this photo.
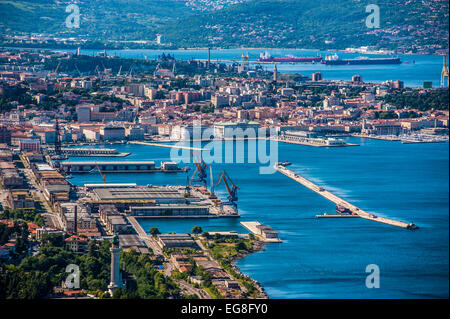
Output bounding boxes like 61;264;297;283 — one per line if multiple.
322;53;401;65
258;51;322;63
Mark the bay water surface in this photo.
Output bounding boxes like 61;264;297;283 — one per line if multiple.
66;138;449;298
51;48;446;88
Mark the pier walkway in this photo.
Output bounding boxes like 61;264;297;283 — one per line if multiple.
274;165;418;230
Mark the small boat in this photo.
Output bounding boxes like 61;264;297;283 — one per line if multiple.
277;160;292;167
66;174;73;179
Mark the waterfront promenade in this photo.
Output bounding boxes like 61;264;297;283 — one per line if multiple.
274;165;418;230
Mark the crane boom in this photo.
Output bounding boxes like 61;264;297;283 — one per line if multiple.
209;165;214;193
96;162;107;184
54;61;61;74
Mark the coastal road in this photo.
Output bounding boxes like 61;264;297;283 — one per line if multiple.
126;216;164;256
19;163;64;229
175;279;211;299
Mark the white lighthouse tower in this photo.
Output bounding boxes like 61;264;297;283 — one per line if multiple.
108;235;124;295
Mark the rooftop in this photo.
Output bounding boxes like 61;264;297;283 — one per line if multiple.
93;186;185;202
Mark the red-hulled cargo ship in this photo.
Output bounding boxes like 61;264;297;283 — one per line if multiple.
258;51;322;63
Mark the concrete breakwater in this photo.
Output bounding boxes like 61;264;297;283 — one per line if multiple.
274;165;418;230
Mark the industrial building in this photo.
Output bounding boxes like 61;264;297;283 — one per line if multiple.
91;185;196;204
61;161;156;173
57;202;99;236
0;162;23;189
128;204;210;217
7;190;34;209
118;234;149;254
98;205;131;234
157;234;197;249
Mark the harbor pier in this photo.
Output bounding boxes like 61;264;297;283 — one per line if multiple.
61;148;130;157
274;165;418;230
61;161;187;173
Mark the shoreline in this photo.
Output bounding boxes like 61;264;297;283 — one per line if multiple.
229;239;269;299
3;45;445;56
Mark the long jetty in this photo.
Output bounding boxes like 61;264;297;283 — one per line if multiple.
274;165;418;230
129;141;208;151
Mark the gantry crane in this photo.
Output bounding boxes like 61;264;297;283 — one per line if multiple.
191;154;208;186
216;170;239;210
184;154;209;197
95;162;107;184
49;61;61;77
208;165;217;199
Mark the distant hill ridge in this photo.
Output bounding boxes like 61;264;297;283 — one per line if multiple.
0;0;447;51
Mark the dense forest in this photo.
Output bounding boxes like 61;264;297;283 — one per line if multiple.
0;234;180;299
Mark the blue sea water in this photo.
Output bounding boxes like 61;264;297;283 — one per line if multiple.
50;48;446;88
66;138;449;298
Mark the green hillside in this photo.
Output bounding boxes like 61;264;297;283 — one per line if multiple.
0;0;448;51
0;0;189;40
157;0;449;50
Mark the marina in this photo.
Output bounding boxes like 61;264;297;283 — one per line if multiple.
277;131;359;147
275;136;359;147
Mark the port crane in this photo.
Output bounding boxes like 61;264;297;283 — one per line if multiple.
49;61;61;77
95;162;107;184
208;165;217;199
74;64;82;77
191;154;208;186
216;170;239;209
184;154;209;197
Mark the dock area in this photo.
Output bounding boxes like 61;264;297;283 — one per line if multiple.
274;165;418;230
61;161;188;173
275;137;359;147
316;214;360;218
129;141;208;151
61;148;130;157
240;221;282;242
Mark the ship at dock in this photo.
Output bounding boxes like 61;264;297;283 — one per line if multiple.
258;51;322;63
322;53;401;65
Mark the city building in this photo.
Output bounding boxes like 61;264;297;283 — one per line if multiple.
19;139;40;152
